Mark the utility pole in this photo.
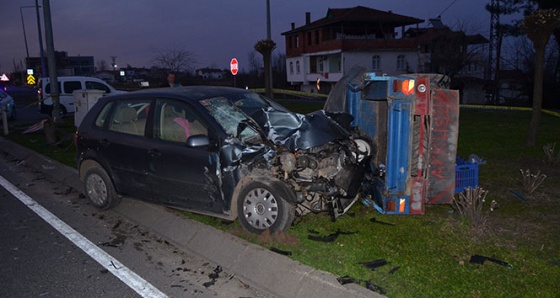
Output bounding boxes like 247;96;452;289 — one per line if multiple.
19;6;34;69
36;0;47;78
43;0;60;121
266;0;274;98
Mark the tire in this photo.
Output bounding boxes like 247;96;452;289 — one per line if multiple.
84;166;121;210
237;180;295;234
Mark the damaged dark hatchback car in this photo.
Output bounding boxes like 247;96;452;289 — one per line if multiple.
76;86;373;234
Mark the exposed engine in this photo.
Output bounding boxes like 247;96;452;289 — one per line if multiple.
276;137;373;218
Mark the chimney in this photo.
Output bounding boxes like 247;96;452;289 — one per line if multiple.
291;22;295;30
305;12;310;25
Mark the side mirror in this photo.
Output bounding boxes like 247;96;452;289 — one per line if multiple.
186;134;210;148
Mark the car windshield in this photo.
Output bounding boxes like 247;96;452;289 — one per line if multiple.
199;96;259;140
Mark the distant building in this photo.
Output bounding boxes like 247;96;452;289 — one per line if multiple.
281;6;423;93
404;18;489;104
27;51;94;77
196;68;225;80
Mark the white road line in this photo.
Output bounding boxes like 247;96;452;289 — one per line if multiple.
0;175;168;298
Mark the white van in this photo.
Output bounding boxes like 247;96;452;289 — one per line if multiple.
37;76;125;115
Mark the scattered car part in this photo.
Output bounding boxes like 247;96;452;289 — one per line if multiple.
307;230;357;242
269;247;292;256
369;217;395;226
469;255;513;269
336;275;360;285
359;259;389;271
365;280;386;295
389;266;401;275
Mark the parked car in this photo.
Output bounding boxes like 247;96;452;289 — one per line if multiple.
37;76;125;115
76;86;374;234
0;89;16;120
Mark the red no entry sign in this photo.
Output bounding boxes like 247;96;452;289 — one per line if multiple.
230;58;238;76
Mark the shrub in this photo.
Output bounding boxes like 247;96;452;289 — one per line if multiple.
453;186;497;230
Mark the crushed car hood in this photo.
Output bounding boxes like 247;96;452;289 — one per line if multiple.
245;106;352;152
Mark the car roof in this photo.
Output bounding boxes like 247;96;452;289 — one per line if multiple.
110;86;253;101
39;76;108;82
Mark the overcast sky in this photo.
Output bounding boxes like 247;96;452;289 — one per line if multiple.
1;0;497;74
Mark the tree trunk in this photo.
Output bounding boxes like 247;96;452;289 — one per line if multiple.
44;119;57;144
526;45;546;147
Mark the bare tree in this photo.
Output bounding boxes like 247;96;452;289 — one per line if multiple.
152;45;197;74
97;60;108;72
247;50;262;75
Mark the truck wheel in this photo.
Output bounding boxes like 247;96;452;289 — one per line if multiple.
84;166;121;210
237;181;295;234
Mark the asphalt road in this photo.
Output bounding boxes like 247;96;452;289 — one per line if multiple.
0;178;139;297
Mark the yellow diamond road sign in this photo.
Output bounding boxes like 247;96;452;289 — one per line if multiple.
27;74;36;85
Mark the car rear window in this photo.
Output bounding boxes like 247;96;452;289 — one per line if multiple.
95;102;113;128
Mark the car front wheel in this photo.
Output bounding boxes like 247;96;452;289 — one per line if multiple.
237;181;295;234
84;166;121;210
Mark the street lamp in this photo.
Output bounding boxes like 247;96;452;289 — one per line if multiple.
19;6;35;68
19;5;43;74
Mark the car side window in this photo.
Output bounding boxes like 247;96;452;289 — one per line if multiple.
108;101;150;136
155;100;208;143
86;81;111;93
63;81;82;94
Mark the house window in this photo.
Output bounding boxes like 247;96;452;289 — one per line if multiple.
372;55;381;70
315;30;320;44
289;62;294;75
318;57;324;73
307;32;312;46
296;61;300;74
397;55;406;71
295;36;299;48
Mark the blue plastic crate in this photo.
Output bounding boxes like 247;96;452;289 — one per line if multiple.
455;163;479;193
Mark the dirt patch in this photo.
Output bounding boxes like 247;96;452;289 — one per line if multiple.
257;229;299;247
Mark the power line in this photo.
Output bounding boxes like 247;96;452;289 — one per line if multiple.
437;0;460;18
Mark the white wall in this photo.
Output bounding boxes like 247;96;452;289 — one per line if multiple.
343;51;418;76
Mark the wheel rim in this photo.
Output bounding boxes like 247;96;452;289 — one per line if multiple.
86;173;108;206
242;187;279;230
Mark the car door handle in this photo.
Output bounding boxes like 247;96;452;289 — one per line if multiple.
148;149;161;157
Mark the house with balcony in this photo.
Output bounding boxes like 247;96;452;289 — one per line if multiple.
404;17;489;103
281;6;423;93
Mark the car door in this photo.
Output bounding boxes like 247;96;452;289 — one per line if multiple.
147;98;223;212
99;99;152;199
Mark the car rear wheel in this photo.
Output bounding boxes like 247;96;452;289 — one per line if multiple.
84;166;121;210
237;181;295;234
